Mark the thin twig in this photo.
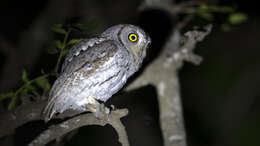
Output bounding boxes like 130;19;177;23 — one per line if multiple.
175;15;194;30
55;29;71;75
8;73;51;110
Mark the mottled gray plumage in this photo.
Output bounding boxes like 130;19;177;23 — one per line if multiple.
43;24;151;121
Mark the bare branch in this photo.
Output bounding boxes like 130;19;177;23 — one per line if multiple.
127;23;212;146
28;108;129;146
0;98;130;146
135;2;213;146
0;100;45;138
0;98;81;138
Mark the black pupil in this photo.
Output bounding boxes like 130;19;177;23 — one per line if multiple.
131;35;136;40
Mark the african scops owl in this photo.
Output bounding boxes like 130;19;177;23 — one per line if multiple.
43;24;151;121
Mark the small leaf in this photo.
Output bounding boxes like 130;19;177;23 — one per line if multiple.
86;20;99;31
221;23;231;31
46;47;59;54
73;20;99;32
35;78;44;88
22;84;36;94
229;13;248;24
215;6;234;13
198;4;235;13
51;24;66;34
54;40;64;49
62;48;70;57
0;92;14;101
198;12;214;21
8;95;18;110
68;38;84;45
207;5;234;13
45;82;51;92
198;4;209;11
36;78;51;91
22;70;29;83
73;24;88;31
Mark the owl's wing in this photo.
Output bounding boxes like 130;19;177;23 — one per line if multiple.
61;37;107;74
44;39;119;121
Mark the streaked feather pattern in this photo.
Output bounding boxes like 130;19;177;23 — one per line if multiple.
43;24;151;121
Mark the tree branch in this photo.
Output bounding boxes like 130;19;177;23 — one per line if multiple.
127;21;212;146
28;107;129;146
130;1;213;146
0;98;130;146
0;100;46;138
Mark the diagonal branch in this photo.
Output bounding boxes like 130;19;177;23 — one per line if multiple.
28;108;129;146
127;24;212;146
0;98;83;138
0;97;130;146
0;100;46;138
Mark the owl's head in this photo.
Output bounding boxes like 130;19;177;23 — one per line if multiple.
101;24;151;66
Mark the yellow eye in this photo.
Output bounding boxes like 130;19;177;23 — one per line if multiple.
128;33;138;42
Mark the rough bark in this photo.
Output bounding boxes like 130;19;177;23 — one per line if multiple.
28;108;129;146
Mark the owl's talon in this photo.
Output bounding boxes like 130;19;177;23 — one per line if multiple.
95;103;100;118
110;105;115;110
105;107;110;115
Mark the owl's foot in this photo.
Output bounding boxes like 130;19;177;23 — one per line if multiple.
110;104;115;110
87;103;111;120
96;104;111;119
105;106;110;114
95;103;100;118
95;104;110;116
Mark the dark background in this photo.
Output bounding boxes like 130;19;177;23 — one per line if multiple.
0;0;259;146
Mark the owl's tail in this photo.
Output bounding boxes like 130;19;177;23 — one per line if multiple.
42;97;56;122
